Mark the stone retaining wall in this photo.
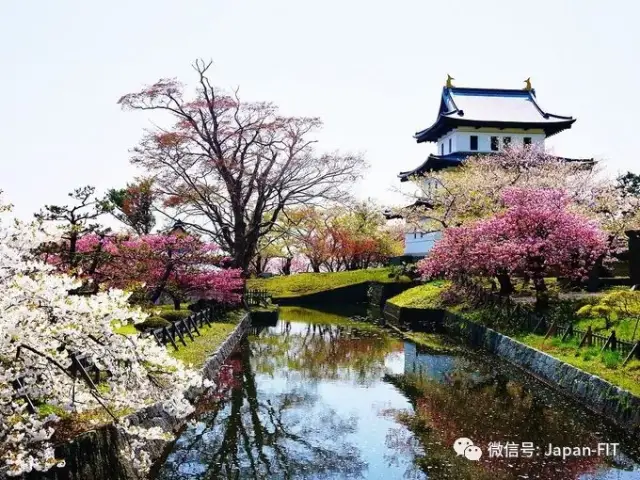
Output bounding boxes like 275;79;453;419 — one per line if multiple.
2;313;252;480
383;302;444;331
445;312;640;433
368;281;420;310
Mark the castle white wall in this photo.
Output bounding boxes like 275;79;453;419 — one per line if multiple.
404;231;441;256
437;128;545;155
437;131;458;155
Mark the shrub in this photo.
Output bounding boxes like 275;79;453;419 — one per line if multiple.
389;263;420;281
159;310;192;323
135;316;171;331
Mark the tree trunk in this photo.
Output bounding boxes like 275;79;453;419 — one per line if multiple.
533;276;548;310
496;273;514;296
232;250;253;277
232;234;259;276
586;255;604;292
150;263;173;303
281;257;292;275
68;231;79;268
253;254;264;275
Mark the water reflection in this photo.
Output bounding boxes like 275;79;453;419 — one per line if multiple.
252;319;403;385
157;345;367;479
157;307;640;480
157;308;411;479
388;341;640;480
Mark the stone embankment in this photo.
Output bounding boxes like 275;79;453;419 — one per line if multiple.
447;312;640;432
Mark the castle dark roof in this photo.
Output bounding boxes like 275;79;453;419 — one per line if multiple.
383;199;433;219
414;87;575;143
398;152;594;182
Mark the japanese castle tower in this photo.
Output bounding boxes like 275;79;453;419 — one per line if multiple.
399;77;581;257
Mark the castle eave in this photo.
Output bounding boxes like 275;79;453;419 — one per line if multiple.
398;151;593;181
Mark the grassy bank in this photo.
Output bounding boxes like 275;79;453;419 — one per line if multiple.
169;310;244;367
387;282;640;396
114;307;244;368
516;333;640;396
247;267;409;298
386;280;449;308
575;316;640;342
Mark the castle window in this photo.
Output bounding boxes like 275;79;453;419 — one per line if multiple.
524;137;532;146
470;135;478;151
440;143;444;155
490;136;499;151
448;138;452;153
503;137;512;147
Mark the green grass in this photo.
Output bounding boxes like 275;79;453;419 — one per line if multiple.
516;333;640;396
169;311;244;367
247;267;409;298
113;304;193;336
387;281;449;308
114;323;138;335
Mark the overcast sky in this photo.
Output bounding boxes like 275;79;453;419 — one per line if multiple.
1;0;638;220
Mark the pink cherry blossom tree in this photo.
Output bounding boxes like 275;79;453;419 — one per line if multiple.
418;188;608;307
47;232;244;309
398;145;602;232
118;60;367;272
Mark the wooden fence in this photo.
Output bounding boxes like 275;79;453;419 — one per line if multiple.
145;289;271;350
144;305;229;350
11;298;260;415
543;321;640;365
13;345;117;416
458;282;640;366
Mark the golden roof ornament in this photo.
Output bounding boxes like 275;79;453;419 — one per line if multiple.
446;74;455;88
523;77;532;91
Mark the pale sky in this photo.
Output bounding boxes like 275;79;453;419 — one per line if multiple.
1;0;638;220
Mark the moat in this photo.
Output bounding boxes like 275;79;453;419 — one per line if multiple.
155;306;640;480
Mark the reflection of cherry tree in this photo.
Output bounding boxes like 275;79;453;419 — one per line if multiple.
250;320;402;385
158;345;366;479
384;362;615;480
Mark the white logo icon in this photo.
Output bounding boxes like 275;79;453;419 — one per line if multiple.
453;437;482;461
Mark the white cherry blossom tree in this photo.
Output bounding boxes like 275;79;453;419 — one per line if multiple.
0;194;204;477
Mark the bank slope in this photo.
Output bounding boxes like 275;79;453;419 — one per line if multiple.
248;268;409;300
